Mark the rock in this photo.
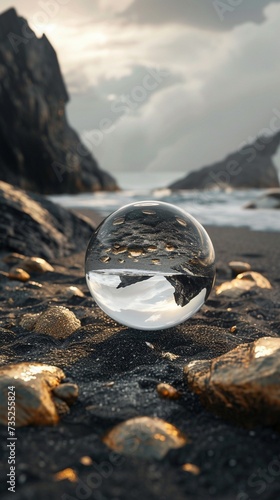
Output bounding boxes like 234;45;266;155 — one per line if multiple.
19;257;54;273
169;134;280;190
2;252;25;264
0;362;78;426
8;267;30;282
216;271;271;297
103;416;187;459
52;383;79;404
245;189;280;209
54;468;78;483
19;312;40;330
25;281;43;289
20;306;81;338
64;286;85;298
0;8;117;194
216;278;255;298
237;271;272;289
79;456;93;466
156;383;181;400
0;181;95;259
181;463;201;475
184;337;280;426
52;396;71;417
228;261;251;276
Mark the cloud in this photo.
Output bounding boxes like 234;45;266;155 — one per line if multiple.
118;0;280;31
67;65;182;133
87;3;280;175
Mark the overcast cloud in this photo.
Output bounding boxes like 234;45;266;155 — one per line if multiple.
2;0;280;178
119;0;280;30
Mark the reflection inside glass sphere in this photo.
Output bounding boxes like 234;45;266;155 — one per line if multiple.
85;201;215;330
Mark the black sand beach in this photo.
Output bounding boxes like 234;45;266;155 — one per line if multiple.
0;221;280;500
1;5;280;500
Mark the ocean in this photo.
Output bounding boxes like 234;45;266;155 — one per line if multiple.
49;172;280;232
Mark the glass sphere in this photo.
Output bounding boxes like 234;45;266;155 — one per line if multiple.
85;201;215;330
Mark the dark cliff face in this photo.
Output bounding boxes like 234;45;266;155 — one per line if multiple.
169;133;280;190
0;8;118;194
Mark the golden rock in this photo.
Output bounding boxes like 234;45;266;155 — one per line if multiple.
20;306;81;338
103;417;187;460
20;257;54;274
0;362;78;427
8;267;30;282
103;416;187;459
184;337;280;426
216;271;271;298
156;383;181;400
236;271;271;289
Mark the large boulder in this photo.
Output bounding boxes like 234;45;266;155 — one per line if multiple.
0;8;118;194
169;134;280;190
0;180;95;259
184;337;280;426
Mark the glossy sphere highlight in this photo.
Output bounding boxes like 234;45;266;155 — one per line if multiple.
85;201;215;330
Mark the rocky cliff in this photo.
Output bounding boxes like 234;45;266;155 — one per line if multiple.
0;8;118;194
169;133;280;190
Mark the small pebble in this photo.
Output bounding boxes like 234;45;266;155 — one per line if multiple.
64;286;85;298
228;261;251;275
20;306;81;338
79;456;92;466
8;268;30;282
20;257;54;274
103;381;115;387
2;252;25;264
236;271;271;289
25;281;42;289
103;416;187;459
156;383;181;400
161;352;179;361
181;463;200;475
216;278;255;297
54;468;77;482
52;383;79;404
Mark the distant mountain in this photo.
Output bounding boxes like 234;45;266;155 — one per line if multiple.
0;8;118;194
169;133;280;190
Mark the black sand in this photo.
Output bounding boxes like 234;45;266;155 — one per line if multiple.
0;225;280;500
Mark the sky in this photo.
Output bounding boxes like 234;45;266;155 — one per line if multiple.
2;0;280;179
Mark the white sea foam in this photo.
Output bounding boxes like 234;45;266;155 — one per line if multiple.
49;173;280;232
